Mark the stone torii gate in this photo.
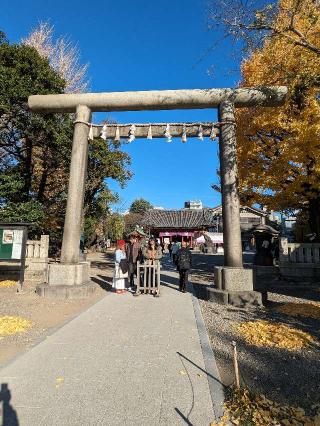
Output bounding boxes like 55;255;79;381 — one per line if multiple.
28;87;287;300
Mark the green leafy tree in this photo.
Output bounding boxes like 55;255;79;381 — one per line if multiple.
0;39;68;230
0;31;7;45
83;137;131;245
125;199;153;235
106;213;125;241
0;34;132;248
129;198;153;215
124;212;143;235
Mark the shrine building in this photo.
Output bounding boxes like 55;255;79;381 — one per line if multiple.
141;203;268;249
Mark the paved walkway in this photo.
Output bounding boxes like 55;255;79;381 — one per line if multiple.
0;258;218;426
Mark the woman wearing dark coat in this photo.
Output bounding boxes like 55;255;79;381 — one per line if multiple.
176;240;192;292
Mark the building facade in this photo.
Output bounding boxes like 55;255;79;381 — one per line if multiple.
141;204;268;249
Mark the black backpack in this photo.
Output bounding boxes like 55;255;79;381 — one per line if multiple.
178;249;191;270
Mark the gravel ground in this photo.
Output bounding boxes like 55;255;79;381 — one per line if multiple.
190;252;320;413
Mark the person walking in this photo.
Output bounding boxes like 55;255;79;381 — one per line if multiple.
176;240;192;292
160;241;165;255
126;234;141;289
113;240;128;294
171;241;179;265
168;242;172;259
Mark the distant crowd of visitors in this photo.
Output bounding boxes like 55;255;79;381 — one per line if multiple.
113;235;192;294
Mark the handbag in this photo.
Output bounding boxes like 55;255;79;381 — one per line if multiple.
119;258;129;274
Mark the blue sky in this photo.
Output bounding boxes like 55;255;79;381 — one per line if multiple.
2;0;241;211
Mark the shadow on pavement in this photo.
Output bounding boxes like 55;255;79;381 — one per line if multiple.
161;255;212;298
90;252;114;292
0;383;19;426
177;352;226;388
161;267;196;296
89;251;114;270
177;351;196;423
174;407;194;426
160;273;180;292
91;275;113;292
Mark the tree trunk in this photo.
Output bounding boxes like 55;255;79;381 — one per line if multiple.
37;149;49;202
37;167;48;202
308;198;320;242
22;137;33;201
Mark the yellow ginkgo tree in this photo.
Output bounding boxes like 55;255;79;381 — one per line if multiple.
233;0;320;238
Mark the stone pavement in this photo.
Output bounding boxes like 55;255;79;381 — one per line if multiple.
0;258;220;426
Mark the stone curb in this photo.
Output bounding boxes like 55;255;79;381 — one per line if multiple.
189;281;225;422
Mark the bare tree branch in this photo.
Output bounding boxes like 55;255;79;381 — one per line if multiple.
207;0;320;57
22;22;90;93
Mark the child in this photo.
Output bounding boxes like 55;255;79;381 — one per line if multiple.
113;240;128;294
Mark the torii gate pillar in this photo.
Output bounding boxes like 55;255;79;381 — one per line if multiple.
218;100;243;268
61;104;91;264
208;100;260;307
37;105;94;298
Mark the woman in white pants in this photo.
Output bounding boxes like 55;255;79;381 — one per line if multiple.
113;240;128;294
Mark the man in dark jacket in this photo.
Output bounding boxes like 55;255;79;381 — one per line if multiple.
126;234;141;288
176;240;192;292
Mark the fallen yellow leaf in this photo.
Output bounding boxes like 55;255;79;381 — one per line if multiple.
0;316;32;336
0;280;17;288
276;302;320;319
219;387;320;426
237;320;316;350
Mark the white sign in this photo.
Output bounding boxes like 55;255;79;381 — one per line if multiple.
13;229;23;244
3;230;13;244
12;243;22;259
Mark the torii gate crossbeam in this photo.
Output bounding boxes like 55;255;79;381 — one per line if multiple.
29;87;287;112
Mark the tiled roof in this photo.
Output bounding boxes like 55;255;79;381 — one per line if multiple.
141;205;267;230
241;206;268;216
141;208;220;229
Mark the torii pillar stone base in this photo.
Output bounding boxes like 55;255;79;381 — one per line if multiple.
207;266;266;308
36;262;96;299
